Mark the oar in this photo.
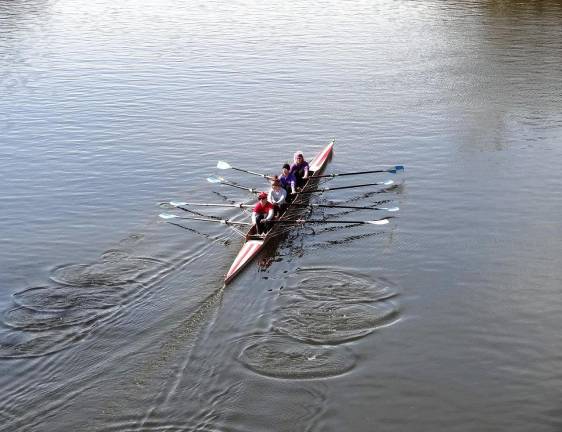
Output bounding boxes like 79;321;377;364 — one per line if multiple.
169;201;399;212
315;165;405;178
159;213;251;226
170;201;248;208
273;217;393;225
207;176;259;193
298;180;396;194
216;161;271;179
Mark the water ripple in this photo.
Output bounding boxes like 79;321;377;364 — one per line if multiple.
237;335;356;380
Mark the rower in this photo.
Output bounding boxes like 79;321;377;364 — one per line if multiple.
252;191;275;235
268;178;287;216
290;151;309;189
279;163;297;195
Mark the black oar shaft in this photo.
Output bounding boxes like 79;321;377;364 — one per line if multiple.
290;203;386;210
316;169;388;178
299;182;391;194
271;218;391;224
231;166;267;178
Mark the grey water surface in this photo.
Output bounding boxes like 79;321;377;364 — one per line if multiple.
1;1;562;431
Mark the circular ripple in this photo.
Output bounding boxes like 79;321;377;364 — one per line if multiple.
273;301;398;345
284;268;397;303
50;257;159;287
13;286;121;311
0;329;79;359
238;335;356;379
100;249;131;262
3;306;100;331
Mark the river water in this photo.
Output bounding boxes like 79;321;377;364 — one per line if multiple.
1;1;562;431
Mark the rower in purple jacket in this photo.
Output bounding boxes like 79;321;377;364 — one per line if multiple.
290;151;309;189
279;163;297;195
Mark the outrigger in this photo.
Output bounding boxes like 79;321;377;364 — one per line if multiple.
160;139;404;284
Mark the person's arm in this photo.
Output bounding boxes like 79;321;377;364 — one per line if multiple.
267;190;275;204
290;178;296;194
303;164;309;179
278;189;287;205
251;211;257;225
265;208;274;221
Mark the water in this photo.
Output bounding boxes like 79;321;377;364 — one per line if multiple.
1;0;562;430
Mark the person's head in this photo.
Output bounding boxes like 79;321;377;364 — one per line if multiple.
294;151;304;164
272;180;281;191
282;163;290;174
258;192;268;201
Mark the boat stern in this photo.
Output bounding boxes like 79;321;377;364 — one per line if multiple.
224;239;264;284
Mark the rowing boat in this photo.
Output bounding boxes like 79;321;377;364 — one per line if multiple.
224;140;335;284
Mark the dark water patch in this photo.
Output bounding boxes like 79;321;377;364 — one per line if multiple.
3;305;100;331
0;328;81;359
238;335;356;379
94;419;221;432
272;301;398;345
1;250;168;359
338;187;401;204
50;256;161;287
118;233;144;247
309;230;387;248
13;286;121;311
282;269;398;303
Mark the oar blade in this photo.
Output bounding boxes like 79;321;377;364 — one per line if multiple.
386;207;400;212
170;201;187;207
159;213;178;220
365;219;390;225
217;161;231;170
383;180;395;186
207;176;223;184
388;165;405;174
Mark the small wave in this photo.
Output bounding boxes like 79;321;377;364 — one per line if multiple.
3;306;100;331
0;329;81;359
12;286;121;311
237;335;356;379
273;301;398;345
283;268;398;303
50;256;161;287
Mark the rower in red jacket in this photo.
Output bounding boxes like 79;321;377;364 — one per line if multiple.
252;192;275;235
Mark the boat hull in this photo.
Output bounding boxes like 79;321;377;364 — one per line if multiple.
224;139;334;284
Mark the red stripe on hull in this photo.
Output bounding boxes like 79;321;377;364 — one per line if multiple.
309;141;334;172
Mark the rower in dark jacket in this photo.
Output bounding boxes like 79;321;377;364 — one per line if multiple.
290;151;309;188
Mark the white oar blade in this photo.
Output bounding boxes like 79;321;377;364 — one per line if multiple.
159;213;179;220
383;180;395;186
170;201;187;207
217;161;231;170
366;219;390;225
207;176;223;184
386;207;400;212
